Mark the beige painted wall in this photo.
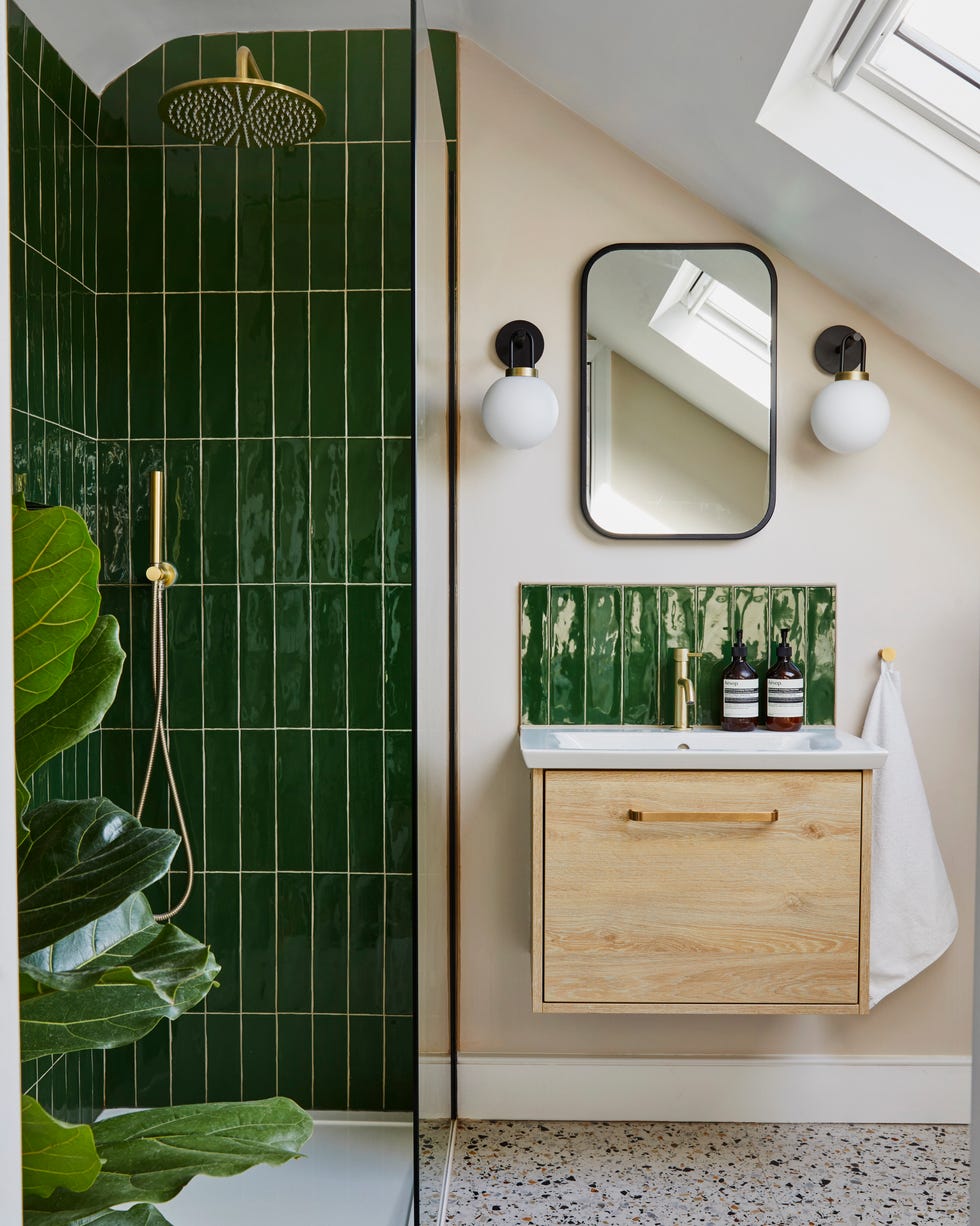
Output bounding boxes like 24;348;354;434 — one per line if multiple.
457;39;980;1060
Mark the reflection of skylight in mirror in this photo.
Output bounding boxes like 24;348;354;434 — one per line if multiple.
648;261;771;407
902;1;980;73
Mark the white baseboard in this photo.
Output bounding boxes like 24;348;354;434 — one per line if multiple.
457;1055;971;1124
419;1055;453;1118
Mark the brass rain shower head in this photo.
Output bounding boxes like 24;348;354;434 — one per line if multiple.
158;46;325;149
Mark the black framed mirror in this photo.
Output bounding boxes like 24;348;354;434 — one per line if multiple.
581;243;777;540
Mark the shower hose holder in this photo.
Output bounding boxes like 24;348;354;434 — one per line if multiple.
146;470;177;586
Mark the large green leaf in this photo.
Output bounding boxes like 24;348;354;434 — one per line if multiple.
21;911;220;1059
12;503;102;723
18;799;179;957
21;1095;102;1200
28;1206;172;1226
16;616;125;816
24;1099;314;1221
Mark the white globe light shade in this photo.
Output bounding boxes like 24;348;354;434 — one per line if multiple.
810;377;890;454
481;373;559;449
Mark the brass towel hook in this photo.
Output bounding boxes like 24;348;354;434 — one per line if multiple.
878;647;896;663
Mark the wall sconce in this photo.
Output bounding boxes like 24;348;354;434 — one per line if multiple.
481;320;559;449
811;325;890;453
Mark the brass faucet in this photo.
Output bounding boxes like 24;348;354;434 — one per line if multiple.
673;647;702;730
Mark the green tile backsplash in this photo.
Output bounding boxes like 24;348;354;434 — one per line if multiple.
521;584;836;727
8;8;456;1118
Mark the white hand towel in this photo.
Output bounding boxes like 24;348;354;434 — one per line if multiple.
862;659;958;1007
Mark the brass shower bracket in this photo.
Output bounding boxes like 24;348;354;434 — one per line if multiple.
147;471;177;586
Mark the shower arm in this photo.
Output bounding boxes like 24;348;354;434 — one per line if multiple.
146;471;177;587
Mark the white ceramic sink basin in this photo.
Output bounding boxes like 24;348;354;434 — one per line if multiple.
519;726;887;770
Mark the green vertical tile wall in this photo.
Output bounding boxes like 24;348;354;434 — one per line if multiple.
7;10;454;1118
8;2;104;1126
520;585;836;726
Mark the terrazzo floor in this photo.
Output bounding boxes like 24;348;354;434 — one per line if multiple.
443;1121;969;1225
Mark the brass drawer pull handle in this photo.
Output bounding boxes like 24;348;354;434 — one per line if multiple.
627;809;779;824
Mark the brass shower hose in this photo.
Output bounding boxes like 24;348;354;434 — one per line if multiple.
137;577;194;922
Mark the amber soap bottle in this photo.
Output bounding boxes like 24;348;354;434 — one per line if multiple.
766;628;804;731
721;629;758;731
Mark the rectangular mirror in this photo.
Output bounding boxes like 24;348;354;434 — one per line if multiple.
581;243;776;539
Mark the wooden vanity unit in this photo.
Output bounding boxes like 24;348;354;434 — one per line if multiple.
531;769;872;1015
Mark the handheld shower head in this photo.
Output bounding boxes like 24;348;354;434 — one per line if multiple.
158;46;325;149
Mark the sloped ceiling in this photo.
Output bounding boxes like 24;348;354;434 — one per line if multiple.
17;0;980;388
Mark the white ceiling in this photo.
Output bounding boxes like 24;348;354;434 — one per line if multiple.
17;0;980;389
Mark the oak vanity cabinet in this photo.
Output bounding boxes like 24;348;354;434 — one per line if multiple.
531;769;872;1014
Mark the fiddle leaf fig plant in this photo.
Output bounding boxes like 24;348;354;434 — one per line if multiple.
13;501;312;1221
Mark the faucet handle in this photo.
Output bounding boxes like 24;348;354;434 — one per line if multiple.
673;648;703;660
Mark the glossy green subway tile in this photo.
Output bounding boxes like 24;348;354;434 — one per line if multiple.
204;873;241;1013
309;292;345;435
103;1046;136;1109
43;420;61;506
349;731;384;872
201;439;237;582
346;144;382;289
242;1014;277;1102
238;439;274;582
238;292;273;436
550;586;585;725
430;31;458;141
384;586;412;730
237;150;273;291
171;1013;206;1105
164;439;201;582
347;291;382;434
732;585;768;687
240;871;276;1011
96;441;130;580
806;585;836;725
277;872;313;1013
167;587;203;729
347;31;383;140
274;440;311;582
520;585;550;726
96;147;127;291
658;586;696;725
163;38;201;133
39;260;57;420
200;145;236;291
347;438;382;582
201;293;235;437
274;146;309;291
22;13;42;79
57;272;72;428
622;587;659;725
349;873;384;1014
311;585;346;728
384;1015;413;1111
313;873;348;1012
385;731;412;875
696;585;730;727
205;1014;242;1103
310;144;345;289
586;586;622;723
202;587;238;727
239;586;275;727
348;1015;383;1111
164;147;200;291
54;109;70;271
164;293;200;438
25;248;42;415
201;32;238;79
273;293;309;435
384;874;412;1015
275;585;311;725
273;29;310;90
313;1015;347;1110
769;585;807;683
99;728;133;815
128;293;164;438
310;31;346;142
311;439;346;582
9;240;26;408
383;30;411;141
83;291;97;432
204;731;240;870
313;730;347;872
277;1015;313;1109
383;142;412;290
11;410;28;492
8;65;23;240
22;75;40;251
276;729;313;872
126;46;163;146
38;94;54;258
128;147;163;292
135;1022;170;1107
383;292;412;436
8;3;25;64
383;439;411;583
240;730;275;871
69;128;85;285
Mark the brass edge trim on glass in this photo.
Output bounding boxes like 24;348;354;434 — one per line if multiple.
506;367;538;377
835;370;870;381
627;809;779;824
